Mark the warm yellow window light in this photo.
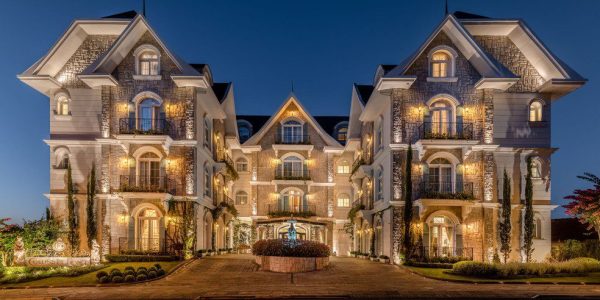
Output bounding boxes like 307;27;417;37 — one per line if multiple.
431;51;450;77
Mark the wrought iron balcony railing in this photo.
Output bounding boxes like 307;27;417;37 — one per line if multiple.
404;122;476;142
118;175;182;195
118;117;186;139
267;204;316;218
416;180;474;200
274;168;311;180
274;133;311;144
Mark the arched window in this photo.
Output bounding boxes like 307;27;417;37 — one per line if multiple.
135;45;160;76
337;159;350;174
530;157;542;178
56;94;70;116
427;214;458;252
279;188;306;212
529;100;543;122
137;152;161;188
430;50;451;78
236;157;248;172
137;98;162;131
282;155;304;179
375;167;384;201
281;119;303;143
235;191;248;205
204;164;211;196
333;121;349;143
55;149;70;169
237;120;253;143
134;206;161;251
204;116;211;148
337;193;350;207
428;157;453;193
429;99;454;136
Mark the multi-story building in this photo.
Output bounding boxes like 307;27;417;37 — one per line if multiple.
20;11;585;262
231;94;352;255
346;12;585;263
19;11;239;255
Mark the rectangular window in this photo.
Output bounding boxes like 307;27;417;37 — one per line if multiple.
337;165;350;174
337;197;350;207
237;161;248;172
140;61;150;75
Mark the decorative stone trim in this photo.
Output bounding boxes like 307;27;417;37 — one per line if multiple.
255;256;329;273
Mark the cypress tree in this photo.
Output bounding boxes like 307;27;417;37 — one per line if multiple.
522;157;535;262
402;144;413;257
499;169;512;263
86;164;97;248
45;207;52;221
67;164;79;255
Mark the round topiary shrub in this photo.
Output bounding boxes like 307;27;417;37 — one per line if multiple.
123;270;136;277
124;266;135;272
98;276;110;284
148;270;157;279
148;266;157;273
154;263;162;270
112;275;124;283
137;267;148;273
136;274;148;281
157;269;166;277
124;274;135;282
96;271;108;280
110;269;122;277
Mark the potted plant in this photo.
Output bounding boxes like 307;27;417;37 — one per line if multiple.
378;255;390;263
369;254;378;261
207;249;213;256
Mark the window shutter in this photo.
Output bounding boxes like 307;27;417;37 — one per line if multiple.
302;194;308;209
421;163;429;199
422;113;432;139
456;108;464;138
159;112;167;132
455;165;464;193
129;112;136;130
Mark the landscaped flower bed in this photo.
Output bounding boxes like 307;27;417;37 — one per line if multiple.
105;254;180;262
451;258;600;279
0;265;106;284
96;263;166;284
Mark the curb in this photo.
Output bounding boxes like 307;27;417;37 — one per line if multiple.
399;265;600;285
0;258;194;290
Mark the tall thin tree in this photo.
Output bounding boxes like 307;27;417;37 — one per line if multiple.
499;169;512;263
67;164;79;255
86;164;97;249
402;144;413;257
522;157;535;262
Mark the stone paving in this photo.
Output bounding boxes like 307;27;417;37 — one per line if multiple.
2;254;600;299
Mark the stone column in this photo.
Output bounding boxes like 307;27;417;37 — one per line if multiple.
483;89;494;144
391;207;403;264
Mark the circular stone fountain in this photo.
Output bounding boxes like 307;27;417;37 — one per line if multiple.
253;219;330;273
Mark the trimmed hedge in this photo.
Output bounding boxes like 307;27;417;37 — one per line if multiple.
451;258;600;278
96;264;165;284
252;239;330;258
105;255;179;262
405;261;453;269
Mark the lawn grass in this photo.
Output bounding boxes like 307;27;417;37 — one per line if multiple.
1;261;181;288
405;266;600;284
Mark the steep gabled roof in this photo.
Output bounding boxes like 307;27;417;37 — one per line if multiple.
102;10;138;19
353;84;374;105
242;93;343;148
384;14;516;80
212;82;231;104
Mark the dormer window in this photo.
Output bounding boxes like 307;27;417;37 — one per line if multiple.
237;120;253;143
134;45;161;78
333;121;349;144
431;51;450;78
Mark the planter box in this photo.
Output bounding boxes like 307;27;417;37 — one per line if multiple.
255;256;329;273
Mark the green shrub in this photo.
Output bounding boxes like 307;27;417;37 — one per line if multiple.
123;270;136;277
452;258;600;278
379;255;389;259
252;239;330;257
452;261;498;277
0;264;4;279
136;274;147;281
111;275;124;283
148;270;157;279
405;261;453;269
154;263;162;270
157;269;166;277
137;266;147;272
0;265;106;285
96;271;108;280
105;255;179;262
124;266;135;272
120;250;171;256
148;266;157;273
551;240;600;261
124;274;135;282
98;276;110;284
110;269;122;277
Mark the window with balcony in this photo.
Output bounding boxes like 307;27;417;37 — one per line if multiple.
282;155;303;178
236;157;248;172
235;191;248;205
137;98;162;132
375;167;384;201
337;193;350;207
429;100;454;137
278;188;306;212
137;152;161;188
337;159;350;174
428;158;453;193
281;119;303;143
529;100;543;122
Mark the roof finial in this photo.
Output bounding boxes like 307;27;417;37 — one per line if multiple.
142;0;146;17
445;0;449;16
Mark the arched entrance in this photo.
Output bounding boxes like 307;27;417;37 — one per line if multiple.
131;203;164;252
277;225;307;240
424;211;461;257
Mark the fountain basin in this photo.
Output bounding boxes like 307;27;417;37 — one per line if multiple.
255;255;329;273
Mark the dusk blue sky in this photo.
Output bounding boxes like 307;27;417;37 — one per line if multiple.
0;0;598;222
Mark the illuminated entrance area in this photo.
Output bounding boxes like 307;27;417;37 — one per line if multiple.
278;225;307;240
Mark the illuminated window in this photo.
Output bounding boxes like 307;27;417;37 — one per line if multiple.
337;193;350;207
529;100;543;122
337;160;350;174
235;191;248;205
530;157;542;178
237;120;253;143
430;51;451;78
56;95;70;116
236;158;248;172
282;156;303;178
139;51;159;76
281;120;303;143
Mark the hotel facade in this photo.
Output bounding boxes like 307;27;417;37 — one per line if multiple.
20;11;585;262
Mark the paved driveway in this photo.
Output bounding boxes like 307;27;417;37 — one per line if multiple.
2;254;600;299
